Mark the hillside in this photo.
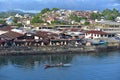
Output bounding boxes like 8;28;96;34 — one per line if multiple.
0;10;35;18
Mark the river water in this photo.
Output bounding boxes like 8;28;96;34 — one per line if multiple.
0;51;120;80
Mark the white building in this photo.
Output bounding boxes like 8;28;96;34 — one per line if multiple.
84;30;115;39
115;17;120;22
15;14;22;18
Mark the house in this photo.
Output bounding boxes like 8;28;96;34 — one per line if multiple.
96;20;120;28
0;31;24;46
84;30;115;39
34;30;59;45
6;17;13;25
115;17;120;22
15;14;22;18
0;31;24;40
23;19;31;25
101;28;120;34
46;17;54;24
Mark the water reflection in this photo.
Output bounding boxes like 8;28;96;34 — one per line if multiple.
0;54;75;69
0;51;119;69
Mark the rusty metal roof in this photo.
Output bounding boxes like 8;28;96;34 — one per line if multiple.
0;31;23;40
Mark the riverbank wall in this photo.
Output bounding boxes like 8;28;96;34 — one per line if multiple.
0;45;119;56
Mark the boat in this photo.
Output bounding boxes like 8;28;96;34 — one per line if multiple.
44;63;71;69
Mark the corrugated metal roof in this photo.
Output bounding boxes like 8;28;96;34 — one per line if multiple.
0;26;12;31
35;31;59;39
85;30;108;35
0;31;24;40
97;20;120;26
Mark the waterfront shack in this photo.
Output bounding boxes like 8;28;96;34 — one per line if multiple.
0;31;24;46
35;30;59;45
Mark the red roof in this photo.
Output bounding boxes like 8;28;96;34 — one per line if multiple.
0;26;12;31
0;31;24;40
35;31;58;39
59;28;81;32
85;30;108;35
70;28;81;32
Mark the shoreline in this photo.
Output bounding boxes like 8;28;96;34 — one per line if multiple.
0;45;119;56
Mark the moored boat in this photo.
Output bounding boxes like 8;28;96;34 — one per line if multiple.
44;63;71;69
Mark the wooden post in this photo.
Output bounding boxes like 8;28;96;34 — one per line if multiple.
61;42;63;45
64;41;67;45
41;42;44;46
49;41;52;46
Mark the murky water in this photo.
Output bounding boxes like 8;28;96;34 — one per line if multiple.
0;51;120;80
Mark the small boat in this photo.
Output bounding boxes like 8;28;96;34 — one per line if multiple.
44;63;71;69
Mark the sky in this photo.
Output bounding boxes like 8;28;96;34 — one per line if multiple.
0;0;120;13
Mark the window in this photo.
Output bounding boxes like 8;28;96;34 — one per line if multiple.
97;34;99;37
105;35;107;37
112;34;115;37
101;34;103;37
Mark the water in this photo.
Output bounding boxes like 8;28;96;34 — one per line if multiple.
0;51;120;80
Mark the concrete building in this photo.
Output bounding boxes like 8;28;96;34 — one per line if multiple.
84;30;115;39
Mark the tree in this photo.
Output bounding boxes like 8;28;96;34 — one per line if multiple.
112;8;119;17
112;8;119;14
16;23;23;27
52;8;59;11
70;14;82;22
84;21;90;25
0;20;6;24
60;21;67;25
90;13;102;20
40;8;50;14
13;17;18;23
31;16;44;23
102;8;119;21
106;15;115;20
102;9;112;16
51;20;59;24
